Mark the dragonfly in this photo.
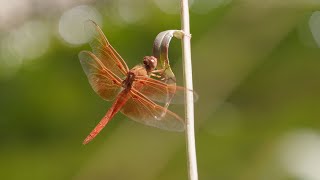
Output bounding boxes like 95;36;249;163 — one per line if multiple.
79;20;194;144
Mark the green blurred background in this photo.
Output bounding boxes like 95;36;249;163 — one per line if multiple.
1;0;320;179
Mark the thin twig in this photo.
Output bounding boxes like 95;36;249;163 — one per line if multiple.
180;0;198;180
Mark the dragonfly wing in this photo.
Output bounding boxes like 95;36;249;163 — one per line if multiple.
85;20;129;79
134;77;198;104
79;51;123;101
120;89;185;132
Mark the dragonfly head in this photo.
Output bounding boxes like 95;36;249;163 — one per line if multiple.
143;56;157;72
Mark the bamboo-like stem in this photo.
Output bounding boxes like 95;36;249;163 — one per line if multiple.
180;0;198;180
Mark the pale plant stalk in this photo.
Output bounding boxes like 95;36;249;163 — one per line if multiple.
180;0;198;179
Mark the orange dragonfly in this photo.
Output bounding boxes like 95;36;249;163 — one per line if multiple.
79;20;191;144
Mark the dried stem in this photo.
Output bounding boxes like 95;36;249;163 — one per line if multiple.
180;0;198;180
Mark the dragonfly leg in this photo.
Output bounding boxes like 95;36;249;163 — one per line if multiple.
152;68;166;74
150;73;162;79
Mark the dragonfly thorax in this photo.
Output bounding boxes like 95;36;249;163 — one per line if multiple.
122;72;135;89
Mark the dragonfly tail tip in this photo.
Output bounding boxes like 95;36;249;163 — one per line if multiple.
83;137;92;145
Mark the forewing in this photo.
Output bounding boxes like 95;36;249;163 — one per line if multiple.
79;51;123;101
120;89;185;132
134;77;198;104
85;20;129;79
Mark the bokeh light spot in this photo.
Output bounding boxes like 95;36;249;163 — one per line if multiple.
58;5;102;45
12;20;50;60
0;0;31;30
0;20;50;78
309;11;320;48
277;129;320;180
297;16;318;48
0;36;23;79
117;0;149;24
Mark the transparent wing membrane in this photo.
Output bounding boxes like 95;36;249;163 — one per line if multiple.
79;51;122;101
120;89;185;132
85;20;129;79
134;77;198;104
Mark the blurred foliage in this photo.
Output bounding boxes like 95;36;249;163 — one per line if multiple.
1;0;320;180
